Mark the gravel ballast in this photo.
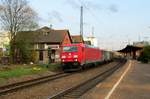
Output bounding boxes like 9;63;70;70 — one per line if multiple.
0;62;118;99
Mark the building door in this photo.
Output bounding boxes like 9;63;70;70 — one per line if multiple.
39;51;43;61
51;50;55;63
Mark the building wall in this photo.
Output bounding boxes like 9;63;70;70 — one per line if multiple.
43;50;49;64
35;50;49;64
84;37;98;47
62;34;71;45
39;46;61;63
32;32;72;64
0;32;10;48
34;44;63;64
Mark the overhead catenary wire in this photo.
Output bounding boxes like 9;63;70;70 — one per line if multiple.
77;0;102;26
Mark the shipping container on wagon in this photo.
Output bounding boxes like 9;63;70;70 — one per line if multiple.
103;51;113;62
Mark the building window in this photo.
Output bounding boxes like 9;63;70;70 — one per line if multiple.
38;44;44;49
43;32;49;36
34;44;38;49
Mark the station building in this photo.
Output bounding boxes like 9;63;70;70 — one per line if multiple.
133;41;149;47
16;26;72;64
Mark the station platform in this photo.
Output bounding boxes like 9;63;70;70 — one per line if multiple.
82;60;150;99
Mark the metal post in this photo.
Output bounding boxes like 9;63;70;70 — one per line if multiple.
80;6;83;41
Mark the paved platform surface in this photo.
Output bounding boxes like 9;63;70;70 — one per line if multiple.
81;60;150;99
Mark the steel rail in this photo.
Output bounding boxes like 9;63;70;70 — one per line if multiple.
0;72;71;95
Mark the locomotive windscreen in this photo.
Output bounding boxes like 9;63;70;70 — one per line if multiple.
63;46;78;52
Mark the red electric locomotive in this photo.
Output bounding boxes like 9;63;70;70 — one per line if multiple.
60;43;103;71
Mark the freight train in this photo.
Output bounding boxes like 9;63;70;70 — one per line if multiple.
60;43;113;71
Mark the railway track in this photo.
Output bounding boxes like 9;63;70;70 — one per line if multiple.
0;72;71;95
0;61;114;96
49;59;126;99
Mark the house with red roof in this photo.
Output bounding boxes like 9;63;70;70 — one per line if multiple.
16;26;72;64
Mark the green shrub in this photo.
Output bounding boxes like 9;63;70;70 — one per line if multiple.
31;50;39;63
138;45;150;63
14;40;32;63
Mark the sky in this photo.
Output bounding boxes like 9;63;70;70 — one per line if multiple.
6;0;150;50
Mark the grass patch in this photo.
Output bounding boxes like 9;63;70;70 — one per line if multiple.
48;63;61;71
39;63;61;71
0;66;48;79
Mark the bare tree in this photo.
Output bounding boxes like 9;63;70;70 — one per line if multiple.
0;0;38;40
0;0;38;63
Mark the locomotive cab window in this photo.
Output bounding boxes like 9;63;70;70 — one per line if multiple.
63;46;78;52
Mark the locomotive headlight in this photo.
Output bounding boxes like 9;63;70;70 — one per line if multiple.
61;55;66;58
73;55;78;58
74;59;78;61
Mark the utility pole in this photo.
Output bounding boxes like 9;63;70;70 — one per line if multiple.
50;24;53;29
80;6;83;38
138;33;141;42
92;26;94;37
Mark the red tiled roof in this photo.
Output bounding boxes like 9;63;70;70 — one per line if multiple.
71;35;84;43
16;27;72;44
